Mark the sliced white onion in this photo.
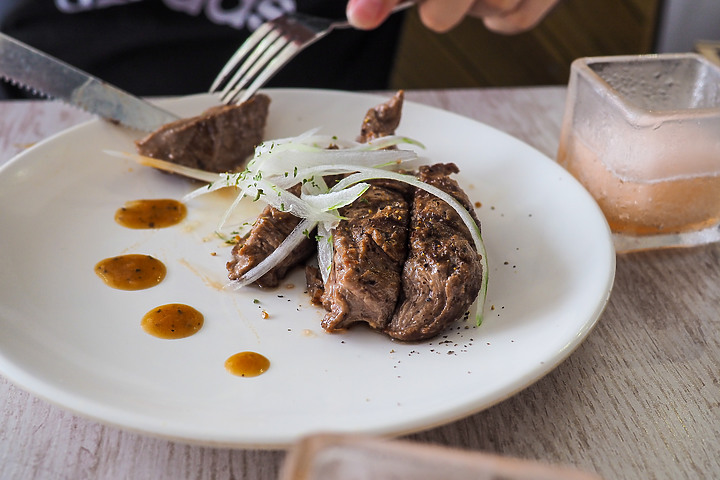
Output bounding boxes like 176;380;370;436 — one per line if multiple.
302;183;369;213
316;222;334;285
301;174;329;195
348;135;425;151
248;149;419;178
217;187;249;231
183;172;242;202
242;178;336;223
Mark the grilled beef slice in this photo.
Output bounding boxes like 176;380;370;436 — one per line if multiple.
319;184;409;331
358;90;404;142
229;91;406;291
227;184;315;289
136;93;270;173
385;163;483;341
308;90;410;331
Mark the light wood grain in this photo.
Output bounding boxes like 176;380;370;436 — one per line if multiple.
2;89;719;480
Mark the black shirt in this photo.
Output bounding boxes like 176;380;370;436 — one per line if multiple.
0;0;405;97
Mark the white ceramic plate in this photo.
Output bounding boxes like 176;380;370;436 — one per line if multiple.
0;90;615;448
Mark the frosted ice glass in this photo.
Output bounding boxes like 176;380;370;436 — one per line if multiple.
557;54;720;251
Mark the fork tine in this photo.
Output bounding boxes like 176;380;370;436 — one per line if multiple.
221;36;296;104
218;28;284;100
209;21;276;93
213;4;416;104
233;43;301;104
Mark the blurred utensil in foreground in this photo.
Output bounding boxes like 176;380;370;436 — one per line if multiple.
280;433;604;480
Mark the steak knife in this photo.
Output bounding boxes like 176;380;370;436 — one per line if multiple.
0;32;179;132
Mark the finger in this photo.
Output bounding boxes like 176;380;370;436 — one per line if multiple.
417;0;477;33
346;0;400;30
474;0;559;34
467;0;523;17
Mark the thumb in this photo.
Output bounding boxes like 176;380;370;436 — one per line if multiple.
346;0;397;30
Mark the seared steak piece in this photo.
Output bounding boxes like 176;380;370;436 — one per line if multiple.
358;90;404;142
310;91;411;331
320;184;409;331
305;265;325;306
136;94;270;173
227;184;315;288
385;163;483;341
229;173;343;289
228;92;408;291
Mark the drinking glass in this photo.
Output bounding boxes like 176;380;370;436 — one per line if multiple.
557;53;720;252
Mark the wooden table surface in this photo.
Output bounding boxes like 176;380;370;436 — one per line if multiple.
1;87;718;480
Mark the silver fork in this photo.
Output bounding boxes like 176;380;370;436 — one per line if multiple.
210;2;414;105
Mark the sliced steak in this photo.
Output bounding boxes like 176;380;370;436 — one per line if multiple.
358;90;404;143
305;265;325;306
320;184;409;331
311;91;411;331
228;92;407;291
385;163;483;341
136;93;270;173
227;184;315;289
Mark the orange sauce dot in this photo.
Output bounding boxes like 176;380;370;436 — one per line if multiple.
141;303;204;339
224;352;270;377
94;254;166;290
115;199;187;229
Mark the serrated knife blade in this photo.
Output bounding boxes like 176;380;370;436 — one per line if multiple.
0;32;179;132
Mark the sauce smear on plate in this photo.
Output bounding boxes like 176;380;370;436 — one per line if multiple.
141;303;204;339
115;199;187;229
95;254;166;290
225;352;270;377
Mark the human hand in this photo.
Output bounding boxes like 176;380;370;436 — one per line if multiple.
346;0;561;34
